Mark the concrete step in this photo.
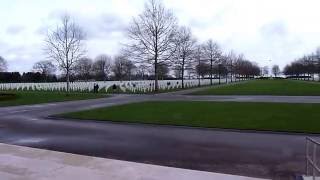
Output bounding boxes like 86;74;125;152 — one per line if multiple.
303;176;320;180
0;143;269;180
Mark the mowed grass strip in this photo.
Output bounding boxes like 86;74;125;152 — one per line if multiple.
192;79;320;96
61;101;320;133
0;91;106;107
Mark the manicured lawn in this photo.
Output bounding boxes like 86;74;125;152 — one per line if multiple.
61;101;320;133
191;79;320;96
0;91;106;107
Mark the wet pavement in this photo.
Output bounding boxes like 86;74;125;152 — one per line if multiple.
0;93;319;179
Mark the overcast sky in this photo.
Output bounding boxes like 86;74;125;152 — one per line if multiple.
1;0;320;72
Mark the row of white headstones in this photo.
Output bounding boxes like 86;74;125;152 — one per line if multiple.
0;79;230;93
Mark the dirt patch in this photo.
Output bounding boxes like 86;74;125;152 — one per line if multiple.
0;93;17;101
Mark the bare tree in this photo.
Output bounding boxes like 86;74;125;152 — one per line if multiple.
234;58;260;79
74;57;93;81
126;0;177;91
193;45;203;86
136;64;151;80
0;56;8;72
33;60;56;76
157;63;169;80
234;54;246;81
196;63;210;78
203;40;221;85
124;60;136;81
219;54;229;84
45;15;86;92
226;50;237;82
272;65;280;77
262;66;269;77
92;54;112;81
315;48;320;81
284;54;318;80
172;26;196;88
112;55;136;81
174;68;182;79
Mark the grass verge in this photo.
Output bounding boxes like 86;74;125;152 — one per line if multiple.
191;79;320;96
0;91;106;107
61;101;320;133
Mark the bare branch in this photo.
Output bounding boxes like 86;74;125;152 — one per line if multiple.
44;14;86;92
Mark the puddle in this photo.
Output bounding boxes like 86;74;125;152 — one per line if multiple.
14;137;45;144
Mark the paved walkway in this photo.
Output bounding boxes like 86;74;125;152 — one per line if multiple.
0;90;320;179
0;143;266;180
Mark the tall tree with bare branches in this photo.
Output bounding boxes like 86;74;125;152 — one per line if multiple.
272;65;280;77
315;48;320;81
0;56;8;72
226;50;237;82
33;60;56;76
112;55;135;81
126;0;177;91
74;57;93;81
172;26;196;88
194;44;205;86
92;54;112;81
45;15;86;92
203;40;221;85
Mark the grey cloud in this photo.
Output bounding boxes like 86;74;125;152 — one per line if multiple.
259;21;291;54
6;25;25;35
0;43;44;72
47;10;67;20
45;10;126;39
189;19;209;29
8;58;34;72
259;21;303;52
188;13;224;29
99;14;127;33
0;40;6;48
4;45;28;55
187;3;233;30
34;10;69;36
81;13;127;39
260;21;288;38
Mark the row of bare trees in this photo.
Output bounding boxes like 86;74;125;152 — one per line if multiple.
284;49;320;80
124;0;260;90
43;0;260;92
32;54;137;81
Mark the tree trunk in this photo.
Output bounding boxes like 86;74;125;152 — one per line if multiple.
225;73;228;83
210;59;213;85
198;60;201;87
66;70;70;93
154;62;159;92
230;63;233;83
154;32;159;92
182;60;185;89
218;64;221;85
181;72;184;89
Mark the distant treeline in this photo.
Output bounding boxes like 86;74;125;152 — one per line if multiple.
0;72;58;83
284;49;320;80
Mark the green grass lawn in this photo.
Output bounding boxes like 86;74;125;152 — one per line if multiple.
192;79;320;96
61;101;320;133
0;91;106;107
